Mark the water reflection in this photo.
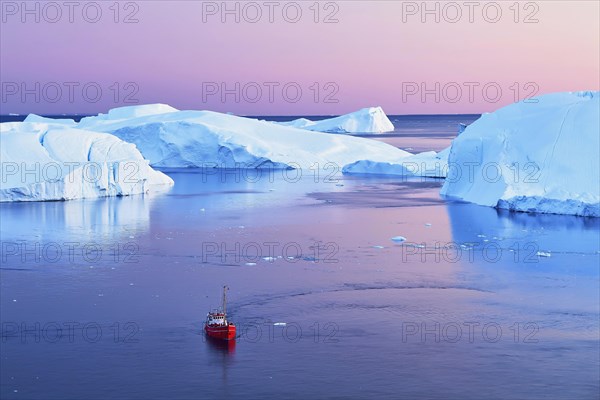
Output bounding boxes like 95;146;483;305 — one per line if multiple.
203;336;235;397
0;194;157;242
446;201;600;257
205;336;236;355
445;200;600;322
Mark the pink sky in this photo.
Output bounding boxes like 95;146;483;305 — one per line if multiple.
1;1;598;115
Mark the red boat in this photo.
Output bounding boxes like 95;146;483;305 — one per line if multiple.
204;286;236;340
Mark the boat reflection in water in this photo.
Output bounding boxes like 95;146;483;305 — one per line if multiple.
203;329;236;396
205;335;236;355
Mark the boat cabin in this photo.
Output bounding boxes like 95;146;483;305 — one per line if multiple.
206;312;227;326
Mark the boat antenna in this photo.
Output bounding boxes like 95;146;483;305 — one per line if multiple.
222;285;228;316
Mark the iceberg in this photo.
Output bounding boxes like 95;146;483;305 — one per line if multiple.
78;105;409;169
277;107;395;134
0;122;173;202
24;114;77;126
278;117;314;129
79;103;179;123
441;91;600;217
342;147;450;178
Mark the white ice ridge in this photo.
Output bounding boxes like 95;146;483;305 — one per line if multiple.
441;91;600;217
0;122;173;202
276;107;395;134
78;105;409;169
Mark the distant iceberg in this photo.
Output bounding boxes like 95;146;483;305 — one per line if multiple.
343;147;450;178
0;122;173;202
276;107;395;134
24;114;77;126
441;91;600;217
78;105;408;169
80;103;179;123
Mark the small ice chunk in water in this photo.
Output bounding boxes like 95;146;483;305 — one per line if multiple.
372;245;385;249
262;256;276;261
425;223;432;227
391;236;406;243
273;322;287;326
245;262;257;266
536;251;552;257
405;243;425;248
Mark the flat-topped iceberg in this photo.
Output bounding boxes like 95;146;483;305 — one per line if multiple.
80;103;179;123
78;105;409;169
441;91;599;217
23;114;77;126
277;107;395;134
0;122;173;202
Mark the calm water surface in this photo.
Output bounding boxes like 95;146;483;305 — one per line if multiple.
1;116;598;399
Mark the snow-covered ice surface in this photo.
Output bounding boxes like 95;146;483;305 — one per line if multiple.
441;91;600;217
277;107;395;133
78;105;409;168
0;122;173;202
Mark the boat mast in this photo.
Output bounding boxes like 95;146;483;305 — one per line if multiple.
222;285;228;316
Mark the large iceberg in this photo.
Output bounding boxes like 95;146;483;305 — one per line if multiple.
441;91;600;217
277;107;395;134
0;122;173;202
78;105;409;169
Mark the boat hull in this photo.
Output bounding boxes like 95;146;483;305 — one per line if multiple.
204;324;236;340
